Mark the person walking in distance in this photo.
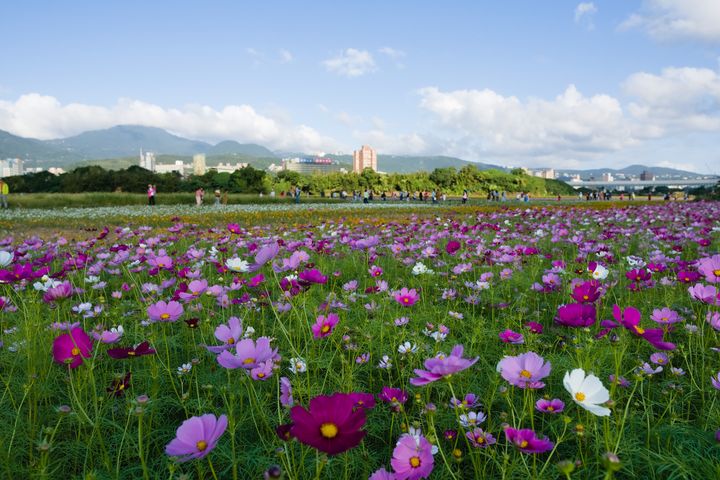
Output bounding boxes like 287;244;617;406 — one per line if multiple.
147;184;156;206
0;179;8;209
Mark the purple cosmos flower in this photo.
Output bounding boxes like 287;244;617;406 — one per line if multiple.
536;398;565;414
466;428;496;448
312;313;339;338
499;329;524;344
42;281;74;303
650;308;681;325
410;344;478;386
147;300;184;322
217;337;280;370
165;413;228;462
289;393;367;455
707;311;720;331
497;352;552;389
688;284;720;305
555;303;596;328
504;427;554;454
450;393;481;410
379;387;409;409
697;254;720;283
712;372;720;390
390;433;435;480
298;268;328;286
206;316;244;353
650;352;669;365
394;288;420;307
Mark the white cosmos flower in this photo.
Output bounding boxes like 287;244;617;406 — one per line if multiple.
0;251;12;267
591;264;609;280
563;368;611;417
225;257;250;273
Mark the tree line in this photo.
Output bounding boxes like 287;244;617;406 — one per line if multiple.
4;164;575;196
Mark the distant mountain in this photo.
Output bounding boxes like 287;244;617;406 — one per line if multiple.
0;129;82;165
322;153;506;174
46;125;211;159
207;141;276;157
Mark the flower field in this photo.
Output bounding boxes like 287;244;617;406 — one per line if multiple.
1;201;719;479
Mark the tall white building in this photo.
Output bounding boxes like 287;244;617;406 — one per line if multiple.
139;150;156;171
193;154;207;176
0;158;23;177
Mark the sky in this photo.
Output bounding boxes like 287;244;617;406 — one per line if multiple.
1;0;719;173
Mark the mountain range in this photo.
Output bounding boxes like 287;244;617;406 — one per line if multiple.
0;125;708;177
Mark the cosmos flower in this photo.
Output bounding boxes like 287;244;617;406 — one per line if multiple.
535;398;565;414
311;313;340;338
696;254;720;284
394;288;420;307
466;428;496;448
205;316;244;353
504;427;554;454
52;328;93;368
498;329;524;344
555;303;596;328
496;352;552;389
410;344;478;386
217;337;280;370
290;393;367;455
147;300;184;322
165;413;228;462
225;257;250;273
563;368;611;416
107;372;131;397
391;433;435;480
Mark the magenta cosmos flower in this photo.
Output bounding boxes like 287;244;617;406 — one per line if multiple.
555;303;596;328
570;280;602;303
600;305;676;350
504;427;554;454
535;398;565;414
147;300;184;322
165;413;228;462
496;352;552;389
289;393;367;455
394;288;419;307
311;313;339;338
410;344;478;386
52;327;93;368
390;433;435;480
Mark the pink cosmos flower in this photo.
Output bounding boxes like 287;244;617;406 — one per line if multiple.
499;329;524;344
535;398;565;414
165;413;227;462
410;344;478;386
394;288;419;307
206;316;243;353
312;313;339;338
504;427;554;454
369;468;396;480
52;328;93;368
697;254;720;283
466;428;496;448
650;308;681;325
217;336;280;370
497;352;552;389
555;303;596;328
688;284;720;306
280;377;293;407
42;281;74;303
147;300;184;322
390;433;434;480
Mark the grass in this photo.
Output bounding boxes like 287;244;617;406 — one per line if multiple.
0;201;718;479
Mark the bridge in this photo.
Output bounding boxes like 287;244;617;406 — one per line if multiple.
566;178;719;189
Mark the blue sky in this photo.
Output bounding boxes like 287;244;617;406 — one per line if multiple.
1;0;719;173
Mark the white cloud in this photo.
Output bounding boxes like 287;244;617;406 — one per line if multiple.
322;49;376;77
378;47;405;59
279;49;293;63
574;2;597;29
0;93;340;153
417;84;636;159
619;0;720;42
624;67;720;131
352;129;427;155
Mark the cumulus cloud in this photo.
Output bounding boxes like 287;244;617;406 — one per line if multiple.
0;93;340;153
352;128;427;155
574;2;597;29
624;67;720;131
619;0;720;42
417;84;637;159
322;49;376;77
378;47;405;59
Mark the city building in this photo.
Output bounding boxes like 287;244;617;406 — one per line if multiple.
139;150;156;171
193;154;207;176
352;145;377;173
601;173;614;182
155;161;186;174
212;162;249;174
640;170;655;181
0;158;24;177
283;157;344;174
533;168;555;179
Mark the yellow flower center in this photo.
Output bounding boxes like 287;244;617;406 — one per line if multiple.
410;456;421;468
160;313;170;320
714;269;720;276
320;422;338;439
321;324;330;333
547;406;554;411
657;358;664;363
575;392;586;401
403;298;409;303
227;338;235;345
634;326;645;335
257;372;265;378
243;357;255;365
391;397;398;402
71;347;80;356
477;436;485;444
520;369;532;378
520;440;528;448
196;440;207;451
128;351;135;356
